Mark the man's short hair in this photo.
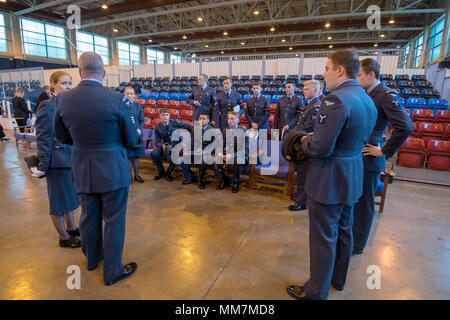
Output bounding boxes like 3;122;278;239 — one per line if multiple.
285;81;296;87
252;82;262;88
328;49;360;79
124;86;135;93
79;51;104;76
199;74;208;81
159;108;169;114
223;77;232;83
360;58;381;80
227;111;240;118
303;80;321;89
199;113;210;119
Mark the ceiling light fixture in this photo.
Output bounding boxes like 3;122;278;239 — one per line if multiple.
101;4;108;9
281;39;286;42
327;36;332;40
182;35;187;40
374;43;378;47
174;48;177;50
270;27;275;32
329;45;333;48
241;42;245;45
223;31;228;36
380;34;385;38
148;39;152;43
221;51;224;54
254;10;260;15
388;19;395;24
325;23;331;28
205;44;209;48
197;17;203;22
113;28;118;32
289;47;293;50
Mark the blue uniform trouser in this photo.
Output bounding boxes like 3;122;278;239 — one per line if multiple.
294;162;308;206
151;147;192;180
304;198;354;300
352;171;380;252
79;186;129;283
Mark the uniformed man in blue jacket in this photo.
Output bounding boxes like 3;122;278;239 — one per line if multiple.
245;83;270;130
273;81;304;137
288;80;322;211
286;49;377;300
213;77;243;129
54;52;139;286
188;74;216;121
353;58;413;255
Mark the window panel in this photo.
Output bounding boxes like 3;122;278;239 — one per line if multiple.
0;13;6;52
118;41;141;65
428;15;445;62
20;17;66;59
76;31;110;65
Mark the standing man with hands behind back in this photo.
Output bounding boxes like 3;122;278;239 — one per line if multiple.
54;52;139;286
189;74;216;122
286;49;377;300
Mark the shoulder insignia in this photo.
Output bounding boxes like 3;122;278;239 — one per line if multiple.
324;100;335;107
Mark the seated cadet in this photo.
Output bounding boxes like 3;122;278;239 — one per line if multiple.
273;81;304;138
213;77;243;130
196;113;215;189
151;108;196;184
245;82;270;131
214;111;249;193
288;80;322;211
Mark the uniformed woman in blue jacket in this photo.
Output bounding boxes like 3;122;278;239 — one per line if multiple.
34;71;81;248
124;86;145;183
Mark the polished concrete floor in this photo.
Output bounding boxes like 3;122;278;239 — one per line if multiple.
1;136;449;300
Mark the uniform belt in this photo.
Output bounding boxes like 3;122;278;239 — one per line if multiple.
73;140;123;151
333;148;362;157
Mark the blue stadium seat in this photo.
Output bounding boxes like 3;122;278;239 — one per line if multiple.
382;80;397;89
395;74;409;81
380;74;393;81
271;95;280;103
169;93;180;100
149;92;159;100
180;93;190;100
428;99;448;109
406;97;427;108
314;75;324;80
422;89;440;99
159;92;169;100
411;75;426;81
301;75;312;80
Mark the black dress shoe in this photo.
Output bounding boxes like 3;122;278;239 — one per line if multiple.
332;283;344;291
104;262;137;286
352;249;364;256
1;138;10;142
153;173;165;180
232;184;239;193
182;176;197;185
199;181;206;189
134;175;144;183
165;174;173;182
67;228;80;237
59;236;81;248
286;285;311;300
288;204;307;211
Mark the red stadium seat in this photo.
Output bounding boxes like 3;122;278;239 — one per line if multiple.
151;118;161;128
169;100;180;106
410;122;419;137
144;117;152;129
268;114;275;128
411;109;434;123
397;137;426;168
270;103;278;113
157;100;168;106
180;119;192;125
426;140;450;171
445;124;450;140
135;99;146;105
178;101;192;109
240;113;248;125
179;109;193;120
435;110;450;124
417;123;444;147
169;109;179;119
146;99;157;106
143;107;157;117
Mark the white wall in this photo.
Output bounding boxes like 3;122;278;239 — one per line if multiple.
202;61;228;76
232;60;261;77
175;62;199;77
155;64;173;78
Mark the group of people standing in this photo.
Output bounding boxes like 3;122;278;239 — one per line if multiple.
24;48;412;298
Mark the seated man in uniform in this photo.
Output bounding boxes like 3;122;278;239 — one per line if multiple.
274;81;304;139
196;113;216;189
245;83;270;131
213;77;243;130
288;80;322;211
151;108;196;185
214;111;249;193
